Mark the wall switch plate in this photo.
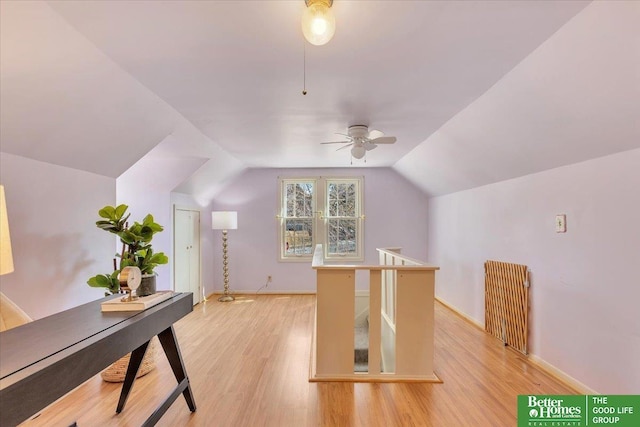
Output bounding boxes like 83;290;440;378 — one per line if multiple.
556;214;566;233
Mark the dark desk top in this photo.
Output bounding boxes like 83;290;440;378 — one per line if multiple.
1;295;136;379
0;292;191;384
0;292;193;426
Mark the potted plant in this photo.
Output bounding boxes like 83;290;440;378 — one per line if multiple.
87;204;168;296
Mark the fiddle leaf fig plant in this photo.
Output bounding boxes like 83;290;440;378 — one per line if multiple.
87;204;169;294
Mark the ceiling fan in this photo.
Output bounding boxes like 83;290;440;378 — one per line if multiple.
321;125;397;162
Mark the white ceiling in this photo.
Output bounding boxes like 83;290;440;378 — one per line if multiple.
1;1;638;199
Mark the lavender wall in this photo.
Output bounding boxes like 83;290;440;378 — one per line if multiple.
209;167;429;293
427;148;640;394
0;153;115;319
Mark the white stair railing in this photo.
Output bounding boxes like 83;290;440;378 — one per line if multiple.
310;244;440;382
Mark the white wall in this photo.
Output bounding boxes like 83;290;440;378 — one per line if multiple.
0;153;115;319
209;167;429;293
428;148;640;394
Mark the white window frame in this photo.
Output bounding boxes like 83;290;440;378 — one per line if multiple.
278;177;317;262
323;177;364;261
278;176;364;262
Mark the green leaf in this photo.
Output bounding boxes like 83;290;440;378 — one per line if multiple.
118;213;131;227
119;230;136;244
114;204;128;220
148;253;169;265
148;222;163;233
87;274;111;288
138;225;154;241
96;221;115;230
98;206;115;220
142;214;154;226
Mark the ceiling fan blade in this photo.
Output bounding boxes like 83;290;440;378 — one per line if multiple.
336;143;354;151
335;132;351;138
365;144;378;151
321;140;351;145
367;130;384;140
370;136;396;144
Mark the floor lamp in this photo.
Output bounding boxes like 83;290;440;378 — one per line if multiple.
0;185;14;276
212;211;237;302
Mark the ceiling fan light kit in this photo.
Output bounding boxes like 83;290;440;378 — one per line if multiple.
351;144;366;159
321;125;397;164
302;0;336;46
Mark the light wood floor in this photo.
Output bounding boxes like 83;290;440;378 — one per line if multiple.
21;295;576;426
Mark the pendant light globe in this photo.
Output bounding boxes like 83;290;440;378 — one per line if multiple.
301;0;336;46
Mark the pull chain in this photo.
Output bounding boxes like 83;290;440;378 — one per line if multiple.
302;40;307;95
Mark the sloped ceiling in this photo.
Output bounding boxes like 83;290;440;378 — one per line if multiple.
394;1;640;195
1;1;638;199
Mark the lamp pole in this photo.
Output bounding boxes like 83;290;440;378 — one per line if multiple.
218;229;234;302
212;211;237;302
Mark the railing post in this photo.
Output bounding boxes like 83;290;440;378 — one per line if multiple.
368;270;382;375
395;269;435;376
315;268;355;376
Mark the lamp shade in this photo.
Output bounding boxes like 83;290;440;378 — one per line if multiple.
301;0;336;46
0;185;14;275
212;211;238;230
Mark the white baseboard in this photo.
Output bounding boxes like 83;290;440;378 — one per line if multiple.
527;354;598;395
435;297;484;329
435;296;598;395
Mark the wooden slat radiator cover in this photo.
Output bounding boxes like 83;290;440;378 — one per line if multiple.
484;260;529;354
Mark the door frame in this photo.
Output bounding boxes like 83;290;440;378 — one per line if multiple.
173;205;202;305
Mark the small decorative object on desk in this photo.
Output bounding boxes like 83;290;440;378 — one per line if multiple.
119;266;142;302
101;291;174;312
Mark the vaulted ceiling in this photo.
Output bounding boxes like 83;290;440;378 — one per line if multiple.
1;1;638;200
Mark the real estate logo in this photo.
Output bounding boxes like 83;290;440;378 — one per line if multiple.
520;395;583;425
518;395;640;427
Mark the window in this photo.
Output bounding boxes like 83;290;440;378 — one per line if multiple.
281;179;315;257
278;177;364;261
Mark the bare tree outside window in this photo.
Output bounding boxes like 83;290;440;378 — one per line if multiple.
279;177;363;261
283;181;314;256
327;181;358;255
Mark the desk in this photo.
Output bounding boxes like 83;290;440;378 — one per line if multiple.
0;292;196;426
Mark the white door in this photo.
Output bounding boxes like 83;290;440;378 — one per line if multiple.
174;207;201;305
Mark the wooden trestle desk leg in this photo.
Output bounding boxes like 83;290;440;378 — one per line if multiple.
116;340;150;413
156;325;197;412
115;325;196;426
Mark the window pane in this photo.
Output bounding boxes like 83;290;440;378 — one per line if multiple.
302;183;313;217
286;183;296;217
284;219;313;255
296;183;314;217
335;183;344;216
285;182;314;218
327;182;357;217
345;183;355;216
327;219;357;255
329;200;338;217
